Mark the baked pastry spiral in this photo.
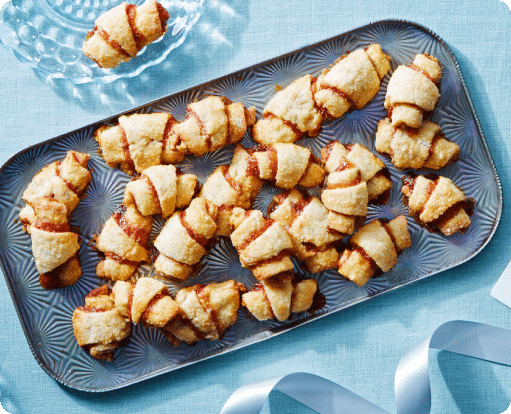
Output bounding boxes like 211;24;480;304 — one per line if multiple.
123;165;197;218
401;174;472;236
241;275;317;321
375;118;459;170
247;143;325;189
230;207;294;280
322;141;391;202
153;197;218;280
113;277;180;328
82;0;170;68
73;285;131;361
199;145;263;236
95;97;256;175
170;96;256;157
385;53;442;128
314;44;391;119
19;151;92;289
338;216;411;286
95;204;153;281
252;74;324;145
163;280;245;345
269;189;342;273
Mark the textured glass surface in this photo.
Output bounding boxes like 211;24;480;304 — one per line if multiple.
0;21;502;391
0;0;203;83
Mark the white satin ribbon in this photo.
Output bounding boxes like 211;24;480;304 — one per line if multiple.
221;321;511;414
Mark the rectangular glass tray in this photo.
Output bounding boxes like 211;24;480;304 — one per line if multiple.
0;20;502;392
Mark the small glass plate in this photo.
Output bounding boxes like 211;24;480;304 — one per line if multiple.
0;0;203;83
0;20;502;391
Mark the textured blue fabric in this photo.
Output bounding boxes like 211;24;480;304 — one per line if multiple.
0;1;510;413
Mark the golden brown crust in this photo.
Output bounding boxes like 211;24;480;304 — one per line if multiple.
154;197;218;280
230;208;294;280
163;280;244;345
82;0;169;69
123;165;197;218
95;100;256;174
241;276;318;321
199;145;263;236
73;285;131;361
95;205;153;281
402;174;471;235
250;143;325;189
338;216;411;286
375;118;459;170
269;189;341;272
252;75;323;145
384;54;442;128
314;44;391;118
20;151;91;289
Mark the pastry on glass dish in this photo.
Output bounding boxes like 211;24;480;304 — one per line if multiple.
241;274;317;321
384;53;442;128
314;44;391;119
199;145;263;237
163;280;245;345
123;165;197;218
19;151;92;289
95;204;153;281
247;143;325;189
153;197;218;280
269;189;342;273
94;97;256;175
230;207;294;280
73;285;131;361
338;216;411;287
401;173;473;236
375;118;459;170
82;0;170;69
252;74;324;145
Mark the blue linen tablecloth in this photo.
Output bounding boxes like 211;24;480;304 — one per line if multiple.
1;0;510;413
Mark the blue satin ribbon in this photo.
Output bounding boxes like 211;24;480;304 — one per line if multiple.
220;321;511;414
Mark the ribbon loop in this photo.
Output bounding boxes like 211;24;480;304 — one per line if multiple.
221;321;511;414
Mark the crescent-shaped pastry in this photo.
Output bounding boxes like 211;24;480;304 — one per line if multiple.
338;216;411;286
153;197;218;280
241;275;317;321
314;44;391;119
112;278;180;328
82;0;170;68
401;174;472;236
375;118;460;170
230;207;294;280
384;53;442;128
19;151;92;289
320;142;368;235
199;145;263;236
163;280;245;345
170;96;256;157
248;143;325;189
252;75;324;145
94;112;179;175
123;165;197;218
269;189;342;273
322;141;391;203
73;285;131;361
95;204;153;281
95;98;256;175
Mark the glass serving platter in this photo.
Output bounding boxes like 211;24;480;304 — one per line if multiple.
0;20;502;392
0;0;203;84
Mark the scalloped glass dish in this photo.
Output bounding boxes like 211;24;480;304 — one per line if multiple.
0;21;502;391
0;0;203;84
